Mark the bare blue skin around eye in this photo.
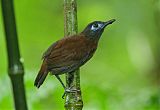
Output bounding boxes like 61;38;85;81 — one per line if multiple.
91;23;103;31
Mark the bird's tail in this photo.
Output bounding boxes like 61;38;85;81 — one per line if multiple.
34;60;48;88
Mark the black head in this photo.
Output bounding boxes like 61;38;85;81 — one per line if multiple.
82;19;116;40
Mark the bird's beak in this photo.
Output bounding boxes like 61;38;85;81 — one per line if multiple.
103;19;116;28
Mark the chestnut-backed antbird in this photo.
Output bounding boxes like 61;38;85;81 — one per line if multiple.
34;19;115;92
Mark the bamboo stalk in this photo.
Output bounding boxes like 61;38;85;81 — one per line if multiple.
154;0;160;109
63;0;83;109
1;0;28;110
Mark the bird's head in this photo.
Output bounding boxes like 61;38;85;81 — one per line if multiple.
81;19;116;40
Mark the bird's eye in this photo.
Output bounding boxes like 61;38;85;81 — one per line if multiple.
93;23;99;28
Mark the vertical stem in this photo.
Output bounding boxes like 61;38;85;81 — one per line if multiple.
64;0;83;110
1;0;28;110
153;0;160;109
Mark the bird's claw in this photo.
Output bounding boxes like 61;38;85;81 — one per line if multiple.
62;85;80;99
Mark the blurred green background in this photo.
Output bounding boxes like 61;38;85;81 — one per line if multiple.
0;0;160;110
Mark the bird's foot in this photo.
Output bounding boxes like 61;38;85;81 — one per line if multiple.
62;85;80;99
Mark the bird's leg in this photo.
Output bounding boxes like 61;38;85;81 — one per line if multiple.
55;75;67;99
65;71;80;93
55;74;66;89
68;71;74;87
55;72;79;99
55;74;74;99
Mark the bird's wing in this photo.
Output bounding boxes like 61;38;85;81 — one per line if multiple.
47;49;87;73
43;36;97;74
42;37;75;59
42;41;58;59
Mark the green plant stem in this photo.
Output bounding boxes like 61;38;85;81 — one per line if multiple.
1;0;28;110
64;0;83;109
153;0;160;109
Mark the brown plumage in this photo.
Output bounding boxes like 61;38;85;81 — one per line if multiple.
34;19;115;88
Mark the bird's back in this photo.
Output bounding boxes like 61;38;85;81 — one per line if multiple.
44;34;98;74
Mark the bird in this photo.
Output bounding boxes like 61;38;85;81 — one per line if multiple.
34;19;115;92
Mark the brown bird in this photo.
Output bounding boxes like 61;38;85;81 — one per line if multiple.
34;19;115;91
